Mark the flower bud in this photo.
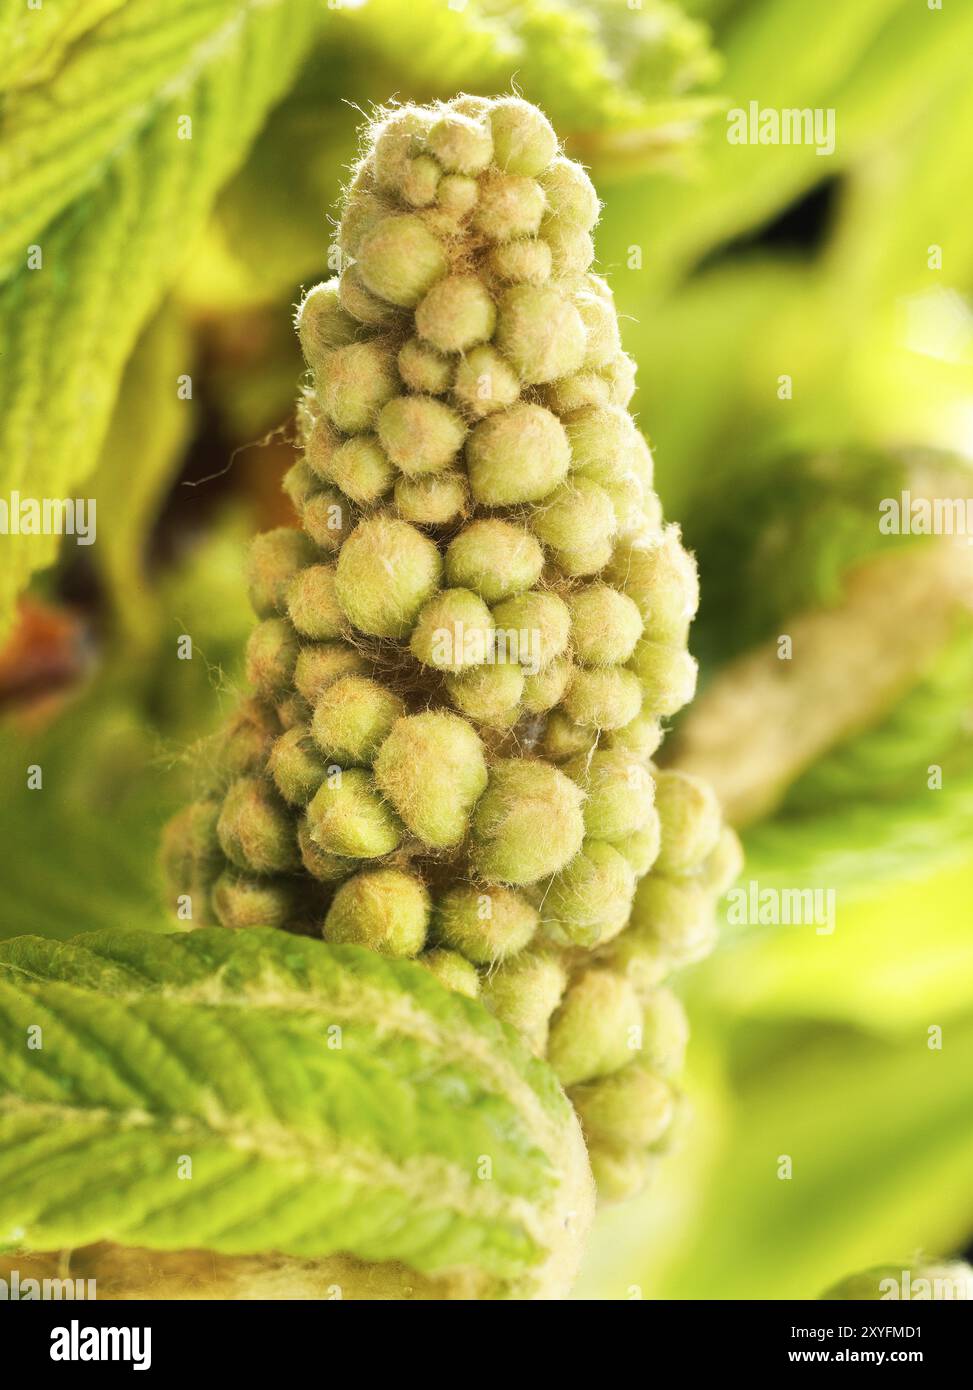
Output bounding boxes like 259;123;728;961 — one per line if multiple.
607;525;699;639
356;214;447;308
568;584;643;666
436;172;479;217
372;107;435;191
297;813;356;882
211;871;301;930
246;527;316;618
377;395;466;476
629;638;698;717
451;345;522;417
530;477;617;576
571;1065;674;1148
295;279;358;368
522;658;574;716
445;661;525;728
467;402;570;506
565;405;638;487
217;699;279;780
325;867;429;957
394;471;469;525
480;949;568;1055
587;1141;653;1204
604;710;663;759
489;97;558;176
293;642;368;706
311;674;404;766
653;769;723;875
640;989;690;1078
540;157;599;228
698;825;744;895
540;708;596;762
434;884;538;964
427;111;493;174
487;237;552;285
335;517;443;638
285;564;343;641
495;284;586;384
415;275;496;353
282;460;319;513
374;711;488;848
615;814;662;877
563;667;643;730
543;371;611;414
399;154;441;208
323;436;396;506
541;840;636;948
316;341;398;434
245;619;299;699
307;767;404;859
419;948;481;998
446;520;543;602
217;776;299;875
622;876;718;975
546;968;642;1086
339;263;398;327
397;337;453;395
470;758;585;885
160;800;222;919
565;748;655;842
267;725;328;806
491;590;571;669
409;588;495;672
473;171;546;240
300;487;352;552
542;220;594;276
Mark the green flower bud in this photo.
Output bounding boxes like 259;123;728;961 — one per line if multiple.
563;667;643;731
160;800;222;920
317;340;398;434
574;288;621;371
427;111;493;175
607;525;699;638
451;345;522;417
445;661;525;728
217;699;280;780
335;517;443;639
571;1065;674;1149
324;867;429;957
543;370;612;415
397;337;454;395
487;238;552;286
299;487;352;552
530;477;617;576
267;725;328;806
628;638;698;717
445;520;543;603
546;968;642;1086
621;876;718;976
470;759;585;885
467;402;570;505
604;351;637;406
217;776;299;875
295;279;358;367
415;275;496;353
378;394;467;477
282;459;319;513
568;584;643;666
653;770;723;876
542;220;594;276
565;748;655;842
211;871;301;931
587;1141;653;1204
399;153;441;207
339;263;398;327
409;588;495;672
245;619;299;699
245;527;317;618
473;171;546;241
564;405;637;487
311;674;404;766
541;840;636;947
495;285;586;384
371;107;435;191
339;187;389;261
394;471;469;526
540;708;595;762
285;564;343;641
522;658;574;716
491;590;571;669
374;710;488;848
489;97;558;176
434;884;538;965
698;825;744;895
323;435;396;506
480;949;568;1055
540;157;599;228
616;815;662;877
275;692;310;731
418;948;481;998
293;642;368;706
604;710;663;759
307;767;404;859
436;172;479;217
640;989;690;1078
297;812;357;882
303;411;340;481
356;214;446;308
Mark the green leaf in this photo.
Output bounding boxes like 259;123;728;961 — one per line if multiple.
0;0;322;635
0;927;592;1298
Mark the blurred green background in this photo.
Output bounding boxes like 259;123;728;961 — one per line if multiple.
1;0;971;1298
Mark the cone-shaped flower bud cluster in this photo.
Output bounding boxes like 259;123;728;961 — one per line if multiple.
162;95;739;1201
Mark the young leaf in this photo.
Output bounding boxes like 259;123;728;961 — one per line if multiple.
0;926;593;1299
